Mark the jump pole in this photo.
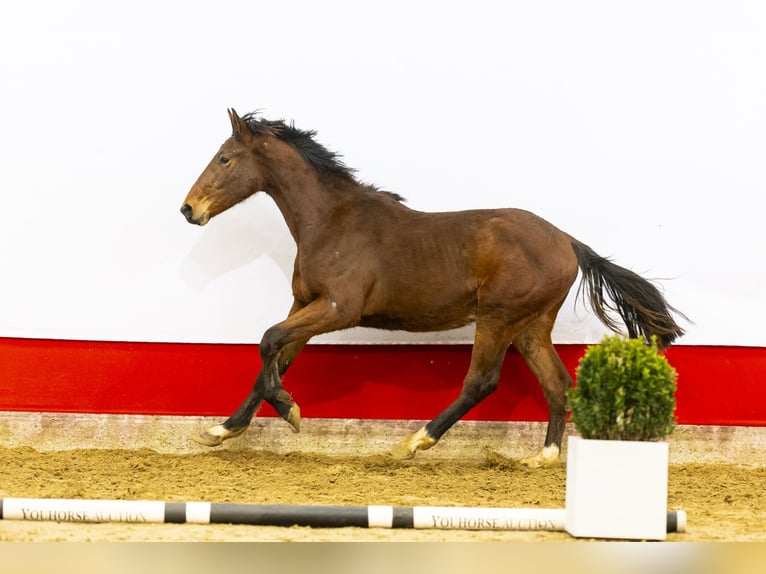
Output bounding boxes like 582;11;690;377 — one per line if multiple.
0;498;686;532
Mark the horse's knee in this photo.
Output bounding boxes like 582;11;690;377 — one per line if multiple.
260;326;284;360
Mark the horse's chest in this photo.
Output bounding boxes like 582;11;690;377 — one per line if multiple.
290;266;315;304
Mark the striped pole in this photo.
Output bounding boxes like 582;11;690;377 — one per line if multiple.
0;498;686;532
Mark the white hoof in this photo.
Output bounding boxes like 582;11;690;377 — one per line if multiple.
520;445;561;468
390;427;437;460
192;424;246;447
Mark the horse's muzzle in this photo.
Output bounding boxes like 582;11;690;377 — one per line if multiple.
180;203;207;226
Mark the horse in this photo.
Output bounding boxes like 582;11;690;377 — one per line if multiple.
180;109;686;466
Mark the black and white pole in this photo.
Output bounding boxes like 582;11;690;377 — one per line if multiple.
0;498;686;532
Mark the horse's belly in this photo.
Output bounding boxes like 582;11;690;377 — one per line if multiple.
359;308;476;332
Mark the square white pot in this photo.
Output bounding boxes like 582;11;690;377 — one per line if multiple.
565;435;669;540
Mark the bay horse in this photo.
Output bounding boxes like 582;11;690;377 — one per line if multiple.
180;109;685;466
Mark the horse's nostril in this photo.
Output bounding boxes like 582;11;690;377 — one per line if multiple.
180;203;196;223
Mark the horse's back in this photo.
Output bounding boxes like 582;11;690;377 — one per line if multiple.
456;208;580;302
352;204;578;331
392;206;576;273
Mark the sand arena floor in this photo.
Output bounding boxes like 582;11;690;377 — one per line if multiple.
1;442;764;541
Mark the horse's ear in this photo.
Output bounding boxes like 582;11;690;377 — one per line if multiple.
228;108;253;144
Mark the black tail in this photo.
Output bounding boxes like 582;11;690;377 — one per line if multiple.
571;240;687;348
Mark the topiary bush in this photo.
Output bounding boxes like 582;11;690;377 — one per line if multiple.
567;335;678;441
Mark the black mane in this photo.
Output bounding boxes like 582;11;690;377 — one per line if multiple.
241;112;354;177
240;111;404;203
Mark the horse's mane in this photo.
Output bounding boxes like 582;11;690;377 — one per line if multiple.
241;111;405;203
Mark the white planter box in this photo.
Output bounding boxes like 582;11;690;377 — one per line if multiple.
565;435;669;540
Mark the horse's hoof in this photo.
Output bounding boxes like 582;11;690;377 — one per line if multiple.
286;402;301;433
192;430;224;447
389;441;416;460
519;445;561;468
191;424;247;447
390;427;437;460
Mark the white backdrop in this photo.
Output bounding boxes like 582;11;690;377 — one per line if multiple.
1;1;764;346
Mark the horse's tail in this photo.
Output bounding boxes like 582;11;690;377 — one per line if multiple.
570;239;687;349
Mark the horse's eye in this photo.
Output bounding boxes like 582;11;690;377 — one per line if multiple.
219;156;230;165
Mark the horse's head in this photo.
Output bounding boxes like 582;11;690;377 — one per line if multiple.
180;109;265;226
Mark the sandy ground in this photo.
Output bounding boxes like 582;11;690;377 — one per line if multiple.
0;446;764;541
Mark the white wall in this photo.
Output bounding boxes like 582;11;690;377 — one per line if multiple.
1;1;764;346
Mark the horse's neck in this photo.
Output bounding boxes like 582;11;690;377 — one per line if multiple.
265;169;351;245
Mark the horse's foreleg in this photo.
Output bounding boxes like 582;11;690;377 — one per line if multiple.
193;369;268;447
195;297;359;447
262;338;309;432
193;298;312;447
262;301;310;432
391;326;510;459
513;316;572;467
193;338;308;447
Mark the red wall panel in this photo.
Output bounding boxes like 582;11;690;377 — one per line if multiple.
0;338;763;425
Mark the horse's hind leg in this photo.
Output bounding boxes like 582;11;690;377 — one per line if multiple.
512;308;573;467
391;320;512;459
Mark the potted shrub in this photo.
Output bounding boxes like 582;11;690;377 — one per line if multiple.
565;334;678;540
